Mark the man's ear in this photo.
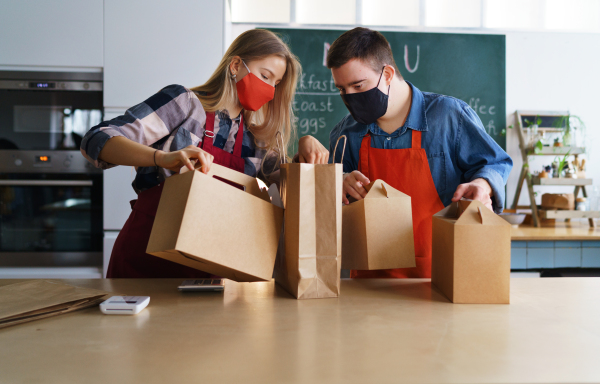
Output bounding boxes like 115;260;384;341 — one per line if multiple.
383;65;395;86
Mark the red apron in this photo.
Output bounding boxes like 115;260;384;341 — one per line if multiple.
351;130;444;278
107;112;245;278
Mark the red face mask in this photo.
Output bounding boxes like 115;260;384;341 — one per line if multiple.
235;61;275;111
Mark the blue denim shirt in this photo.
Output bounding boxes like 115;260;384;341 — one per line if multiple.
328;81;513;213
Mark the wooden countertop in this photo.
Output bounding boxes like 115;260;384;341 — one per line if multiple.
511;219;600;240
1;278;599;384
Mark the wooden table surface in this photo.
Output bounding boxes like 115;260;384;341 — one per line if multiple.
511;219;600;240
1;278;599;384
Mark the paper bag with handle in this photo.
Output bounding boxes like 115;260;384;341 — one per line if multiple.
431;199;511;304
274;136;345;299
342;179;415;270
147;163;283;282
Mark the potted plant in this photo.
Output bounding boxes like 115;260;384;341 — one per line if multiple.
553;114;586;147
553;150;571;178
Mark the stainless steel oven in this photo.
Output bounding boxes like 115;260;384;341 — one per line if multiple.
0;71;103;276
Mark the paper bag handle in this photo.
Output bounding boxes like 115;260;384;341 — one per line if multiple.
478;207;484;224
260;130;288;177
333;135;347;164
275;130;287;165
381;182;389;198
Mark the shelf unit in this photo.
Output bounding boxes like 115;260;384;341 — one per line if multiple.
511;110;598;228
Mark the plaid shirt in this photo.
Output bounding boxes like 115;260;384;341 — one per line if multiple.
81;84;272;193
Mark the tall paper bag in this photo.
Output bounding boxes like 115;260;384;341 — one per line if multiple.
274;137;345;299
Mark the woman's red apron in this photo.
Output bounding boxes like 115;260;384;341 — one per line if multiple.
107;112;245;278
351;130;444;278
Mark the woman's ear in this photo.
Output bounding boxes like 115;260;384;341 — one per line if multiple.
229;56;242;78
383;65;395;86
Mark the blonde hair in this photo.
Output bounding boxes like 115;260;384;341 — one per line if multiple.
191;29;301;160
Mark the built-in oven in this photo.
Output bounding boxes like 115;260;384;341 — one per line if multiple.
0;71;103;277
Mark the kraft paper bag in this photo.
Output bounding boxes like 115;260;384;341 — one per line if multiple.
274;137;344;299
342;179;415;270
431;199;511;304
147;163;284;282
0;280;114;329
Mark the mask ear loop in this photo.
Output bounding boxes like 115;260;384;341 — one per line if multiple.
242;60;251;74
333;135;347;164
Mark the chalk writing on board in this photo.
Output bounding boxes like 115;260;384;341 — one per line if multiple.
293;71;340;135
468;97;499;136
323;43;330;67
404;45;420;73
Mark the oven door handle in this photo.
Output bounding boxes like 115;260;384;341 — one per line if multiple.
0;180;93;187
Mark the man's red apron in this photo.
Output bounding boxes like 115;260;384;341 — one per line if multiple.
107;112;245;278
351;130;445;278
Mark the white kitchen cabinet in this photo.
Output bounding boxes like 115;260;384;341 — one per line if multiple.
103;0;226;108
103;165;138;230
0;0;103;68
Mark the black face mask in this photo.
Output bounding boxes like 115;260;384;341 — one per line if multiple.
341;67;390;125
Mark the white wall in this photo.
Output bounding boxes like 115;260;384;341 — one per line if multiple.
104;0;225;108
0;0;103;69
506;31;600;207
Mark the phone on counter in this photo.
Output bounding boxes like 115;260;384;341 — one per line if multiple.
178;279;225;292
100;296;150;315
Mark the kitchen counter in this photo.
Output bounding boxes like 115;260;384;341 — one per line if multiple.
511;219;600;240
1;278;599;383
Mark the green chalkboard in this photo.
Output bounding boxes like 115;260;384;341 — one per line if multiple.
268;28;506;152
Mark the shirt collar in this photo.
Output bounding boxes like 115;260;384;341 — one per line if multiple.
367;80;428;137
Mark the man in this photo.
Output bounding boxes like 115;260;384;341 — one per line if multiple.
327;27;512;278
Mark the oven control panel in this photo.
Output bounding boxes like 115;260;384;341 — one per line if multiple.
0;150;101;174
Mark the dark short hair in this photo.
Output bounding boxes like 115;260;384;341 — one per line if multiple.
326;27;402;79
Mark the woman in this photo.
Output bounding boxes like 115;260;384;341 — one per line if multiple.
81;29;328;278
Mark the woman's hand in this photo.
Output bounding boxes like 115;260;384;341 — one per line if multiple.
156;145;214;173
297;135;329;164
342;171;371;205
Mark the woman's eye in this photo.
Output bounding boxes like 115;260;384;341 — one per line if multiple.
262;74;269;80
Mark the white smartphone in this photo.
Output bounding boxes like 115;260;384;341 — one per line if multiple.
99;296;150;315
178;279;225;292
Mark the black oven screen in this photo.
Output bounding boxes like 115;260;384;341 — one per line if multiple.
0;184;97;252
0;89;103;150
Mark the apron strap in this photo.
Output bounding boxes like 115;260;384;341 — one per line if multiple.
201;112;215;152
232;113;244;157
201;112;244;158
359;133;371;180
411;129;421;149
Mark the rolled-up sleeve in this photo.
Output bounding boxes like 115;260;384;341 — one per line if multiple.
80;84;194;169
457;104;513;213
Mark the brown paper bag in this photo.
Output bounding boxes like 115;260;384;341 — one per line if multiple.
0;280;114;329
147;163;284;282
342;179;415;270
274;137;344;299
431;200;511;304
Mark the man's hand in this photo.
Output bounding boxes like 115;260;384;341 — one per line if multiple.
452;178;493;211
342;171;371;205
297;135;329;164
